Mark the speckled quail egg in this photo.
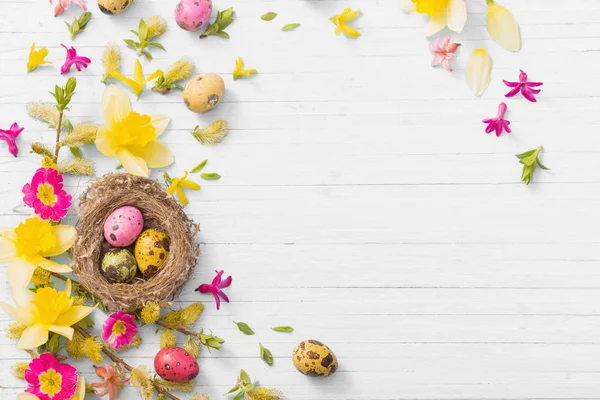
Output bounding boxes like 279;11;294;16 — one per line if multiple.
134;229;170;278
292;340;338;377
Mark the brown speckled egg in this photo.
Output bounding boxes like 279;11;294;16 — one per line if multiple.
154;346;199;382
183;74;224;113
292;340;338;377
134;229;170;278
101;248;138;284
98;0;133;15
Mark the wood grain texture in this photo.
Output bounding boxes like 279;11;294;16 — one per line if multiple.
1;0;599;399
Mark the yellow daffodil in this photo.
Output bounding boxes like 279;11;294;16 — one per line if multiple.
27;43;52;73
17;377;86;400
486;0;521;52
167;172;200;206
233;57;257;80
330;8;361;38
95;85;173;177
411;0;467;37
1;279;96;349
109;59;163;98
0;217;76;293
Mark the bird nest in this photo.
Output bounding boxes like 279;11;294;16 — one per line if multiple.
71;173;200;313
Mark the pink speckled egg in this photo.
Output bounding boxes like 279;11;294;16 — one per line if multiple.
175;0;212;32
154;346;199;382
103;206;144;247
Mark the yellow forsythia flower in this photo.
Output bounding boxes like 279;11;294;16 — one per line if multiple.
330;8;361;38
109;60;163;98
167;172;200;206
141;302;161;324
233;57;257;80
486;0;521;52
27;43;52;73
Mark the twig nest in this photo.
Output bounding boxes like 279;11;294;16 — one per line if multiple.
72;173;200;313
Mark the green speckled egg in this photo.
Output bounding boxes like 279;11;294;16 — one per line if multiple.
134;229;170;278
101;248;138;284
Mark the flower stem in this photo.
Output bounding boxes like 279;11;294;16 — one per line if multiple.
155;320;197;336
53;111;64;163
73;325;181;400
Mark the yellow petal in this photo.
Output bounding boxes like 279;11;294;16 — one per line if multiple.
176;186;188;206
145;69;164;83
64;278;72;297
425;7;447;36
340;23;361;38
40;225;77;257
18;324;49;349
72;377;86;400
0;236;16;261
132;140;174;168
94;126;117;158
465;48;493;97
0;301;34;324
150;115;171;137
133;60;144;83
167;183;177;195
32;255;72;274
340;8;359;22
117;149;149;177
54;305;96;329
180;179;200;190
48;324;74;340
103;85;132;128
7;257;36;292
487;2;521;52
446;0;467;33
17;393;40;400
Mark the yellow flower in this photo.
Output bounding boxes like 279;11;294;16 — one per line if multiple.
17;377;86;400
330;8;361;38
0;217;76;293
233;57;257;80
486;0;521;52
411;0;467;37
109;60;163;98
167;172;200;206
95;85;173;177
1;279;96;349
27;43;52;73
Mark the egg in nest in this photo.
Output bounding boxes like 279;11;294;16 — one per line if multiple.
134;229;170;278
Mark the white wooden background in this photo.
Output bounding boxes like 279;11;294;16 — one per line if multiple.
1;0;600;399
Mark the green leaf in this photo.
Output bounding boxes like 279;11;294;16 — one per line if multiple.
69;147;82;158
201;173;221;180
243;383;255;392
191;159;208;173
201;7;234;38
138;18;148;41
272;326;294;332
261;12;278;21
232;392;244;400
282;23;301;31
234;321;255;335
148;41;166;51
215;31;230;39
124;39;138;50
515;145;547;185
239;369;251;385
259;343;273;366
225;386;240;395
142;51;153;62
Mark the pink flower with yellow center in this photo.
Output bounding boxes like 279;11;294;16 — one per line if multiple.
23;168;72;222
102;311;137;349
24;353;78;400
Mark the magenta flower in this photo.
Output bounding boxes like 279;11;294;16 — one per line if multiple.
195;270;232;310
60;44;91;75
23;168;72;222
482;102;511;137
503;70;543;102
429;37;459;72
50;0;87;17
24;353;78;400
0;122;24;157
102;311;137;350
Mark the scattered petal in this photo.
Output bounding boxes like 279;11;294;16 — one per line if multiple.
465;48;493;97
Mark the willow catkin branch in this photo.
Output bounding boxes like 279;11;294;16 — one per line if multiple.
58;158;95;176
58;122;98;147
